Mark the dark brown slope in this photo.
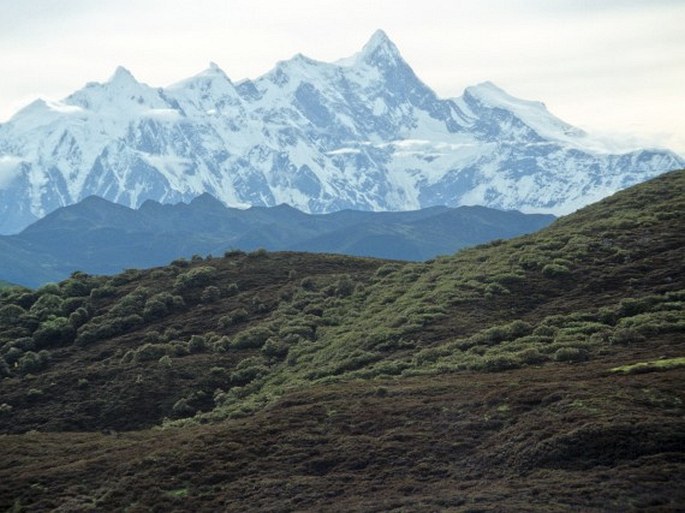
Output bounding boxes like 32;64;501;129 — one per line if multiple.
1;350;682;512
0;170;684;512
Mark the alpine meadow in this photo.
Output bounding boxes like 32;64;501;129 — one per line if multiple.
0;169;683;511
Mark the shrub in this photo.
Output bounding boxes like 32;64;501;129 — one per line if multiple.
89;285;116;300
231;326;273;349
60;278;92;298
218;308;248;330
279;324;315;341
32;316;75;348
172;398;195;417
334;276;355;297
261;337;289;359
481;353;521;372
135;343;169;362
542;263;571;278
224;249;245;258
174;266;217;292
0;358;10;378
517;348;548;365
37;283;61;296
159;355;173;368
111;292;148;317
211;336;232;353
610;328;647;345
230;358;269;385
224;283;239;297
188;335;207;353
485;282;510;296
3;347;24;365
553;347;588;362
76;314;143;345
0;304;26;323
18;350;50;374
143;299;168;320
168;341;190;357
63;298;90;320
201;286;221;303
375;264;400;278
29;293;64;320
300;277;316;291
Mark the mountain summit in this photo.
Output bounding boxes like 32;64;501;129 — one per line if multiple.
0;30;682;233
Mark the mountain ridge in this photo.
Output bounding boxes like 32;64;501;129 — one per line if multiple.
0;194;554;287
0;29;682;233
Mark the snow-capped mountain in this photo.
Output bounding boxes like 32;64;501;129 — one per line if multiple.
0;30;682;234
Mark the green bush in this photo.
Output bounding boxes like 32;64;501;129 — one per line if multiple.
89;285;116;300
231;326;273;350
3;347;24;365
610;328;647;345
224;283;239;297
201;286;221;303
18;350;50;374
481;353;521;372
375;264;400;278
62;297;87;315
32;316;75;348
135;343;169;362
211;336;232;353
517;348;548;365
60;277;93;298
29;293;64;320
261;337;289;359
553;347;588;362
168;341;190;357
143;299;168;320
111;291;148;317
76;314;143;345
174;266;217;292
172;398;195;417
188;335;207;353
230;357;269;385
0;304;25;323
542;263;571;278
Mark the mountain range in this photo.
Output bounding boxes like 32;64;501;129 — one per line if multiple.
0;29;681;234
0;195;553;287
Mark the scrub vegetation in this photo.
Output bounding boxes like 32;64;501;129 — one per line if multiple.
0;170;683;512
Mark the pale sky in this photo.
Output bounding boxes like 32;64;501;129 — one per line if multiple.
1;0;683;154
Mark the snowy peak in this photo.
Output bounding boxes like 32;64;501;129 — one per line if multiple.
462;81;587;144
357;29;404;67
465;81;541;109
108;66;139;86
0;29;682;235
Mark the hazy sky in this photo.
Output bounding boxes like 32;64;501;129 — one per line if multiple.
1;0;683;154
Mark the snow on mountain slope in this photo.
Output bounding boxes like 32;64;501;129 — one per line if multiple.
0;29;682;234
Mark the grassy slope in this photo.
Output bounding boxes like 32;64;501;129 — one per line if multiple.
0;170;683;512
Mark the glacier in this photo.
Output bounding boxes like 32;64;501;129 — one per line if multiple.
0;29;682;234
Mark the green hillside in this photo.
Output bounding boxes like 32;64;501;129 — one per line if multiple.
0;280;19;290
0;170;683;512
